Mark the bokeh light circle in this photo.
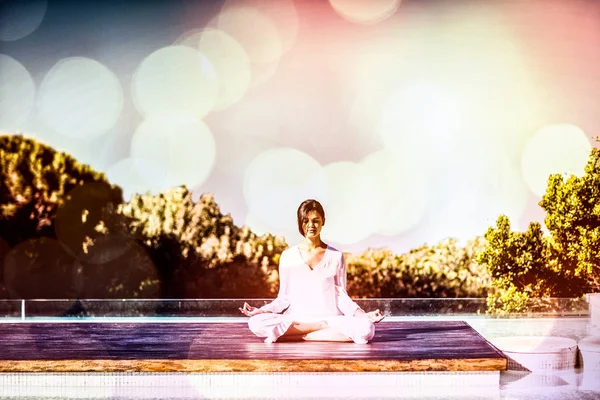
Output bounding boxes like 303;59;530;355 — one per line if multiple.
216;6;282;65
243;148;328;241
175;28;251;111
379;82;461;151
0;54;35;131
320;161;385;245
221;0;299;54
521;124;591;197
131;113;217;191
38;57;123;139
105;158;158;201
424;139;531;244
0;0;47;41
329;0;401;25
360;150;429;236
132;45;218;119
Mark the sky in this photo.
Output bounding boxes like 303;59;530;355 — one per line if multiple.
1;0;600;253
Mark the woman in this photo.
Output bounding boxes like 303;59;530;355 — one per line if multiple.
240;199;384;344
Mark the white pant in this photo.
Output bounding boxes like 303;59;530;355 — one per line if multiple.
248;313;375;344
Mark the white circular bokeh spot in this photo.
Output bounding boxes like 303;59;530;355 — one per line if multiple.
379;82;461;151
320;161;382;245
0;54;35;131
131;113;217;191
216;6;283;65
0;0;47;41
221;0;299;54
132;45;218;119
425;139;531;244
176;28;251;111
106;158;163;201
329;0;401;25
243;148;328;240
521;124;591;198
360;150;429;236
38;57;123;139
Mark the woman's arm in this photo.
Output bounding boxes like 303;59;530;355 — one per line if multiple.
334;253;385;322
334;253;362;316
259;252;290;314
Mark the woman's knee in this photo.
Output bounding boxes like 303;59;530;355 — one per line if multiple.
248;314;266;336
356;318;375;341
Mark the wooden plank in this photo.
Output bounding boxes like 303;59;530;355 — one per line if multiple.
0;358;506;372
0;321;506;372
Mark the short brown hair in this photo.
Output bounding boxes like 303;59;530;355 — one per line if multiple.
297;199;325;236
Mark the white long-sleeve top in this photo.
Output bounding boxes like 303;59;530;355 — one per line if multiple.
260;245;360;318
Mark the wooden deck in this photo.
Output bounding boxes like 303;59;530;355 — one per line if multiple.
0;320;506;372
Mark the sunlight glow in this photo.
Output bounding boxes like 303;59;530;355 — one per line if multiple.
521;124;591;198
38;57;123;139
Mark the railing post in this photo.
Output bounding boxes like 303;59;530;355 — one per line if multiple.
21;300;25;321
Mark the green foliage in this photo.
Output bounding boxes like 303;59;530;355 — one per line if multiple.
5;133;598;305
479;200;595;314
117;187;288;298
0;134;119;246
0;135;154;299
346;237;490;298
541;148;600;290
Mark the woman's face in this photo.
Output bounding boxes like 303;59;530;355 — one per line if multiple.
302;210;324;239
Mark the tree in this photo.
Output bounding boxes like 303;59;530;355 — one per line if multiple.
0;135;155;299
540;147;600;290
117;187;287;298
1;135;120;244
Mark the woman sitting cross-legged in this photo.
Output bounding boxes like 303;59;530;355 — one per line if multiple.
239;199;384;344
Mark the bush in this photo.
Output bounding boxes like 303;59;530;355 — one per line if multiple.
346;237;490;298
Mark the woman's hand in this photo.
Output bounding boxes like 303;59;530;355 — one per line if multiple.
354;308;385;323
365;309;384;323
239;302;265;317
